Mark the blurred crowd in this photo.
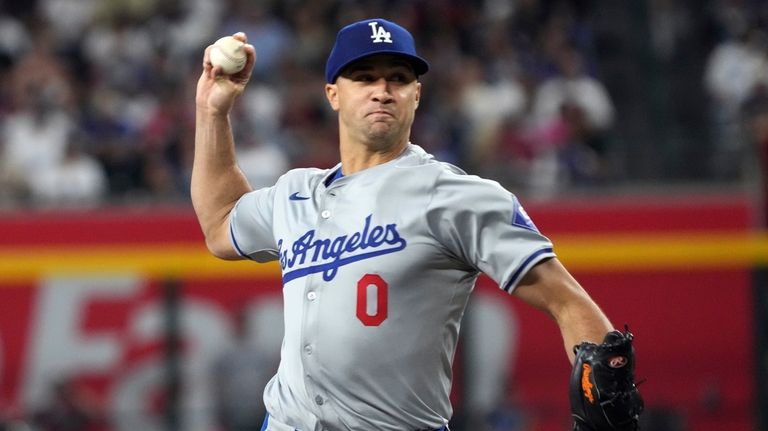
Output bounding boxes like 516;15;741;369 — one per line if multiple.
0;0;765;209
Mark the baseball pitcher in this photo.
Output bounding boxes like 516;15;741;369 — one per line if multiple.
193;18;642;431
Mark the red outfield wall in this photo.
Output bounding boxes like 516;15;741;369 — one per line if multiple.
0;194;760;430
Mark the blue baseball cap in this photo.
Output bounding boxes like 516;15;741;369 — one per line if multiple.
325;18;429;83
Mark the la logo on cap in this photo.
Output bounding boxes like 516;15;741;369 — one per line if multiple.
368;22;392;43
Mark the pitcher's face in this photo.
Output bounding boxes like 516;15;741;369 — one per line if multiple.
326;55;421;150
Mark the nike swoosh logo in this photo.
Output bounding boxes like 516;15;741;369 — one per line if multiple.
289;192;310;201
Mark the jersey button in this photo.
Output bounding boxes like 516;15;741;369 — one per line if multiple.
304;345;313;355
315;395;324;405
307;291;317;301
321;210;331;219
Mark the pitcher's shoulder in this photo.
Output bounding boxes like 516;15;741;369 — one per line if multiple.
275;166;337;188
395;144;467;177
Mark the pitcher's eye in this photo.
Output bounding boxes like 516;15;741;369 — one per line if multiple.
352;73;375;82
389;72;415;83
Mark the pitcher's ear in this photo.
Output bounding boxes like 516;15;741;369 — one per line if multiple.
325;83;339;111
415;81;421;109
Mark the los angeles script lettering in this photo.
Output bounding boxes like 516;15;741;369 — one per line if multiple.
278;214;406;282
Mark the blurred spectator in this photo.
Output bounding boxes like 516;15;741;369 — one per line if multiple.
1;84;73;175
288;3;335;70
7;16;74;110
241;82;283;133
139;85;194;200
37;0;97;51
531;47;614;138
235;137;289;191
0;85;74;207
80;81;145;199
219;1;294;82
28;135;107;208
160;0;222;62
230;89;290;189
557;99;611;184
704;24;768;178
704;25;768;115
529;46;614;189
81;8;156;94
459;57;528;172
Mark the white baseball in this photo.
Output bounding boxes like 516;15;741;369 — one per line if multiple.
210;36;247;75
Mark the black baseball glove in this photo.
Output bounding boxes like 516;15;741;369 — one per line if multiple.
569;326;644;430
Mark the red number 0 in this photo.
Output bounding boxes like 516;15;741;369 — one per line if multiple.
356;274;388;326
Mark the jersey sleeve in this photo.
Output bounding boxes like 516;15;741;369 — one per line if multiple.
425;171;555;293
229;185;279;262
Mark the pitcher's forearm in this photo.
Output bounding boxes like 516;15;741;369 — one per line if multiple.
191;107;251;255
555;296;613;363
514;258;613;364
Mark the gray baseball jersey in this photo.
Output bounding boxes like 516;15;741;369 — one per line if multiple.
229;144;555;431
